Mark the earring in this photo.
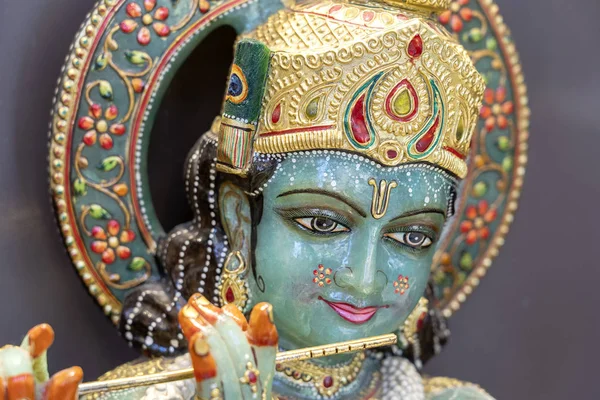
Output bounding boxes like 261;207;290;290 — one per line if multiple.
403;297;429;345
217;251;248;311
401;297;428;369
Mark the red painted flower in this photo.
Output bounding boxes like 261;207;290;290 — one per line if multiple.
78;104;126;150
439;0;473;33
480;86;514;132
91;220;135;264
120;0;170;46
460;200;497;245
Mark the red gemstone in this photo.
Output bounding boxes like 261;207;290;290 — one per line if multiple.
323;376;334;388
387;149;398;159
350;94;371;144
329;4;342;13
248;371;258;384
415;114;440;153
408;35;423;58
225;287;235;303
416;312;427;331
272;103;281;124
363;11;375;22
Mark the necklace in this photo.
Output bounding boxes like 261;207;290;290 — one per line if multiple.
275;352;367;398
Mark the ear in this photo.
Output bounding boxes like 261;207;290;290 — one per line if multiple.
218;181;252;259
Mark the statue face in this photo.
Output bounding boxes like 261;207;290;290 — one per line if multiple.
238;152;455;349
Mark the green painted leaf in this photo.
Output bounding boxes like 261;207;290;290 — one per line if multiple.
89;204;111;219
73;179;87;196
95;53;108;71
469;28;483;42
473;181;488;197
502;156;513;171
129;257;146;272
486;37;498;51
99;81;113;100
497;136;511;151
460;252;474;270
97;156;120;172
125;50;147;66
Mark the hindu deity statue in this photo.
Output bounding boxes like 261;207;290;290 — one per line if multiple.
1;0;529;398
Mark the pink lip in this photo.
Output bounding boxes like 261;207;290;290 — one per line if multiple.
319;296;387;325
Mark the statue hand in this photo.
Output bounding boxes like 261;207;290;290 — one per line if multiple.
179;295;278;400
0;324;83;399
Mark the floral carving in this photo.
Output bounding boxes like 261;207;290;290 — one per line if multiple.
78;104;126;150
121;0;171;45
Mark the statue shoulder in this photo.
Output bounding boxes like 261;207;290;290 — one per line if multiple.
424;377;495;400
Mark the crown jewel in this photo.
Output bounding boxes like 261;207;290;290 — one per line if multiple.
216;0;485;179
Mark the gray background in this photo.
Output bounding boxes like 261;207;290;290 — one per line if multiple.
0;0;598;398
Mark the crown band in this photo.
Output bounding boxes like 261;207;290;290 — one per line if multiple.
382;0;451;12
216;0;484;179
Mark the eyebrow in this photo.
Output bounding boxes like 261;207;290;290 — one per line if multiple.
277;189;368;218
388;208;447;223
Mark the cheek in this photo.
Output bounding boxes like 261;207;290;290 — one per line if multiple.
381;250;433;301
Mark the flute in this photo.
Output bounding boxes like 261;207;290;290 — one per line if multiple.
78;333;397;395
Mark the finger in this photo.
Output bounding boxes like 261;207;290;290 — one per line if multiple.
188;332;222;400
180;300;243;399
26;324;54;359
44;367;83;400
0;346;34;400
247;303;278;400
222;303;248;332
191;295;260;398
24;324;54;384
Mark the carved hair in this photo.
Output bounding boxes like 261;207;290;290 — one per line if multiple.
120;132;450;365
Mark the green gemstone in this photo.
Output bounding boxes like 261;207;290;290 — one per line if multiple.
456;115;466;142
486;37;498;51
306;97;320;120
392;89;412;117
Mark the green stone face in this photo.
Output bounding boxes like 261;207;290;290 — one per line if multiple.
246;152;455;351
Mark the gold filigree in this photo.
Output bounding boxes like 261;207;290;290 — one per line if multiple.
246;1;485;178
423;376;491;397
276;352;367;397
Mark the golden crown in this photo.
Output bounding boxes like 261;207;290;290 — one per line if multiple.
216;0;484;178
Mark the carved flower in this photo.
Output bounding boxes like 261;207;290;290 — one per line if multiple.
460;200;497;245
120;0;170;46
480;87;514;132
439;0;473;33
91;220;135;264
78;104;126;150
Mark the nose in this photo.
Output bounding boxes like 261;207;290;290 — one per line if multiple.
334;229;387;296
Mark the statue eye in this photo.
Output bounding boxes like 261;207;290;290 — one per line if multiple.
294;217;350;234
384;231;433;249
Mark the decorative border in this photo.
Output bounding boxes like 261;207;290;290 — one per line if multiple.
435;0;529;316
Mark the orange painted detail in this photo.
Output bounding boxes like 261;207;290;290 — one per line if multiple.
247;303;278;347
190;294;222;325
27;324;55;358
188;332;217;382
6;374;34;400
223;303;249;331
45;367;83;400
